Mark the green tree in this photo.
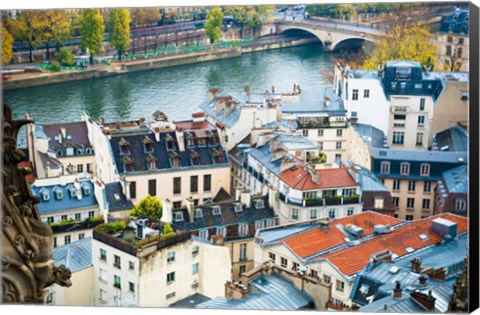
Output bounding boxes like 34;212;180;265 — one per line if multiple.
363;24;436;70
55;47;75;66
333;4;357;20
204;7;223;45
2;25;14;64
130;195;163;220
163;223;176;238
109;8;131;60
43;10;72;60
224;6;247;37
130;8;162;28
79;9;105;64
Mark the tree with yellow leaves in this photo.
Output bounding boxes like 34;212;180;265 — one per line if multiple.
362;24;436;70
2;25;14;64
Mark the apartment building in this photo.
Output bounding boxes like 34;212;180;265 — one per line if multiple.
434;164;468;216
371;148;467;220
346;123;388;169
92;222;231;307
435;10;469;72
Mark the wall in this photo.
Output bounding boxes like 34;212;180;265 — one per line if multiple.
48;266;93;306
345;126;373;169
197;240;232;298
226;239;255;281
53;229;93;248
435;33;469;72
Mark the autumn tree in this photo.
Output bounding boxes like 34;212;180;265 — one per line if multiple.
79;9;105;64
204;7;224;45
109;8;131;60
362;24;436;70
129;8;162;28
42;10;72;60
130;195;163;220
224;6;247;38
2;25;14;64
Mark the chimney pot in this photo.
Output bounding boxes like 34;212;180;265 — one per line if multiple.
393;281;402;298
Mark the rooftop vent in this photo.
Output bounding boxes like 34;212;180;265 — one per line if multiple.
431;218;457;239
345;223;364;237
374;224;392;234
389;266;399;274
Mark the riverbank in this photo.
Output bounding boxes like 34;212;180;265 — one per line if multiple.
2;37;317;91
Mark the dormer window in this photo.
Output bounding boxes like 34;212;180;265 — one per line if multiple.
119;138;130;156
76;149;83;155
197;137;207;147
86;148;93;154
186;132;196;148
194;208;203;219
165;134;176;151
81;183;91;196
68;185;77;198
55;190;63;200
254;199;264;209
146;154;157;171
212;205;221;215
40;188;50;201
143;136;154;153
208;131;219;146
169;152;180;168
233;203;243;212
174;212;184;222
212;149;224;164
396;67;411;80
191;151;201;166
57;150;62;156
122;156;134;172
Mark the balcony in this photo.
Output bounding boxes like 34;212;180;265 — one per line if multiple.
279;193;361;207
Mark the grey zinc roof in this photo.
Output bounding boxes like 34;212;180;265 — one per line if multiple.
371;148;467;163
170;293;211;308
433;126;468;152
386;60;422;68
275;134;318;151
352;123;387;149
352;164;389;192
256;224;319;245
281;89;345;114
442;164;468;194
196;273;313;310
105;182;134;212
349;70;381;80
53;237;92;273
247;145;284;175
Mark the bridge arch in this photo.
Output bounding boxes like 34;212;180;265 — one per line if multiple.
279;26;326;49
331;36;375;52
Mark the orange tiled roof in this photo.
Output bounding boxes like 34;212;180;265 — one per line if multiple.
173;120;215;131
282;211;404;259
18;161;36;184
278;167;358;190
317;213;469;276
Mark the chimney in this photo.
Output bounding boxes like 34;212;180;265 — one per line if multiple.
161;199;173;223
280;156;295;172
430;268;446;281
208;88;220;102
324;96;331;107
310;170;321;185
58;131;63;144
410;290;436;311
235;186;242;201
225;281;248;299
186;197;195;223
175;126;185;152
192;111;206;123
245;85;250;102
215;96;232;115
189;300;196;309
393;281;402;298
271;85;275;94
411;258;422;273
61;127;66;140
419;275;427;286
267;186;276;209
153;126;161;142
240;192;251;208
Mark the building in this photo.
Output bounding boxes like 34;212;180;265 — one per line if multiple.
96;113;230;209
92;221;231;307
169;194;276;281
432;126;468;152
254;211;468;308
346;123;388;169
30;176;102;247
436;9;469;72
47;237;93;306
98;182;135;219
26;116;96;179
434;164;468;216
371;147;467;220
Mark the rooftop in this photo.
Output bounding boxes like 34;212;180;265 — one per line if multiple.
53;237;92;273
441;164;468;194
105;182;134;212
278;166;358;191
352;123;387;149
281;89;345;114
39;121;93;154
197;272;313;310
345;163;389;192
372;148;467;163
439;9;469;35
170;293;211;308
432;126;468;152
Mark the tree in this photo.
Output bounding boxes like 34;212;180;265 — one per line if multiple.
109;8;131;61
2;25;13;64
204;7;223;45
246;6;261;38
130;8;162;28
163;223;176;238
79;9;105;64
224;6;247;38
43;10;72;60
130;195;163;220
362;24;436;70
333;4;357;21
55;47;75;66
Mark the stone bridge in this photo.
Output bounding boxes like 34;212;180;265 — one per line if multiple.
274;21;384;52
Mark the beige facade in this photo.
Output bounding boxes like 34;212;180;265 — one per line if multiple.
53;230;92;248
47;267;93;306
300;126;348;165
436;33;469;72
345;125;373;170
226;239;255;281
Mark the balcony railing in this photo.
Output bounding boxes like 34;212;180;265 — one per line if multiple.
279;193;361;207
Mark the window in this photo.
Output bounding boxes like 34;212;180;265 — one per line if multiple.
406;215;414;221
100;289;107;302
455;199;466;211
329;208;336;219
310;209;318;220
420;98;425;111
418;115;425;126
203;174;211;192
291;208;299;220
216;226;226;237
75;213;81;221
254;199;264;209
173;177;181;194
174;212;184;222
380;162;390;174
292;262;299;271
281;257;288;268
352;89;359;100
336;280;345;292
461;90;468;101
424;181;432;193
265;219;275;228
318;129;324;137
420;164;430;176
336;142;342;149
87;163;92;173
422;199;430;210
323;274;331;283
167;272;175;284
457;47;463;58
408;180;416;192
400;163;410;175
396;67;411;80
336;129;343;137
458;37;464;45
393;197;399;207
53;237;57;248
239;223;249;237
239;265;247;276
192;263;199;274
269;252;276;262
129;261;135;271
190;175;198;193
194;208;203;218
407;198;415;209
303;129;309;137
167;252;175;263
192;246;199;256
255;221;264;231
79;233;85;240
364;89;370;98
55;190;63;200
100;249;107;261
61;215;68;221
114;255;121;269
239;243;247;261
166;292;176;299
233;203;243;212
129;282;135;292
212;205;221;215
148;179;156;196
130;181;136;199
374;197;384;209
447;35;453;43
347;207;354;216
99;268;108;282
416;133;424;146
393;132;405;144
199;229;209;240
47;216;54;224
114;275;121;289
64;235;71;245
394;114;406;120
77;164;83;173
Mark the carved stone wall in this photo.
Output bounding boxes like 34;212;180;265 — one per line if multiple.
2;105;72;303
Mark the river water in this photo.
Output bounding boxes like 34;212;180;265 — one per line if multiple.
5;43;336;126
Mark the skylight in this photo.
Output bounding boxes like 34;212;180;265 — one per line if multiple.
405;246;414;253
418;233;429;241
